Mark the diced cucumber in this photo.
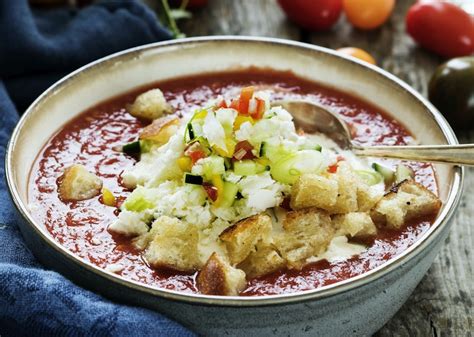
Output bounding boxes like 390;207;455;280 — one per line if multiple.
184;174;203;185
122;141;141;157
314;144;322;152
395;164;415;183
355;170;383;186
260;143;293;163
219;182;239;207
270;150;323;184
201;156;226;180
123;187;155;212
233;160;266;176
372;162;395;185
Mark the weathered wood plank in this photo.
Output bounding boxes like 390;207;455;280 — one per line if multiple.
143;1;472;335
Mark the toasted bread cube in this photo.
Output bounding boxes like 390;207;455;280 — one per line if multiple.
128;88;173;120
196;253;246;296
371;180;442;230
58;164;102;201
238;243;286;278
145;216;201;272
290;173;338;210
220;214;272;265
139;115;180;144
275;208;335;269
357;183;384;212
326;163;359;214
333;212;377;238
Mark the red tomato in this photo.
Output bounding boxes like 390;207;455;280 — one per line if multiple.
337;47;376;65
233;141;255;161
406;1;474;58
278;0;343;31
188;150;206;164
238;86;254;115
343;0;395;30
203;183;218;201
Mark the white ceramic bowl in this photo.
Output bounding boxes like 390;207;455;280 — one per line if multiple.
5;37;463;336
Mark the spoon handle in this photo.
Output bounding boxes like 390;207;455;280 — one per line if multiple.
353;144;474;166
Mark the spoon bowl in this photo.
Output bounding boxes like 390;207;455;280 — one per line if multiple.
276;99;474;166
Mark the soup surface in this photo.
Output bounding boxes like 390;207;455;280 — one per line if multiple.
29;69;437;296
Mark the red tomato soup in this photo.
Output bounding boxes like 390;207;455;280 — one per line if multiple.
28;69;438;296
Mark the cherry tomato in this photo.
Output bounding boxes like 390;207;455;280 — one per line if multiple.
343;0;395;30
278;0;343;31
337;47;376;65
429;57;474;131
406;1;474;58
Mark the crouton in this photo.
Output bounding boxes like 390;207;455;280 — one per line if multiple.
290;173;338;210
196;253;246;296
238;243;286;278
274;208;335;269
357;183;384;212
219;214;272;265
144;216;201;272
371;180;442;230
333;212;377;238
128;88;173;120
139;115;180;144
325;163;359;214
58;164;102;201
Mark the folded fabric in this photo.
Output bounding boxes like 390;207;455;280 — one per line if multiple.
0;1;194;336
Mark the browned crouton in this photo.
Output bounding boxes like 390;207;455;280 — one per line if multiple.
128;88;173;120
238;243;286;278
196;253;246;296
290;173;338;210
58;164;102;201
139;115;180;144
332;212;377;238
371;180;442;229
325;163;359;214
274;208;335;269
145;216;201;272
220;214;272;265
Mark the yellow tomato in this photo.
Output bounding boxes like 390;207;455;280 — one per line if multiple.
343;0;395;30
337;47;377;65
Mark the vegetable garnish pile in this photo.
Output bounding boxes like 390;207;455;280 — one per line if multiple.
102;85;441;296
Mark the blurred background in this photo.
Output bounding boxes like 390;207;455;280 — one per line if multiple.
25;0;474;336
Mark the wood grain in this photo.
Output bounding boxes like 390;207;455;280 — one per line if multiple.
144;0;473;335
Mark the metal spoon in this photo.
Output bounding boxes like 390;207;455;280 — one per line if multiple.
274;100;474;166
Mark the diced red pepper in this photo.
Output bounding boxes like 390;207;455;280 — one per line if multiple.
216;99;227;109
229;98;240;111
203;183;218;201
250;98;265;120
232;140;256;160
238;86;254;115
188;150;207;164
328;163;338;173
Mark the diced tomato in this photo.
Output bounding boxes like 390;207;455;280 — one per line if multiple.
203;183;218;201
328;163;338;173
216;99;227;109
238;86;254;115
336;155;345;162
250;98;266;120
230;98;240;111
188;150;207;164
233;140;255;160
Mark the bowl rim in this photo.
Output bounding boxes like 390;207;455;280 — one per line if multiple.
5;36;464;307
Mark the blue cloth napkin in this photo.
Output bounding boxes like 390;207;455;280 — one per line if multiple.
0;1;195;336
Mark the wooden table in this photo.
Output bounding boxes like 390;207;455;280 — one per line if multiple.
146;1;473;335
